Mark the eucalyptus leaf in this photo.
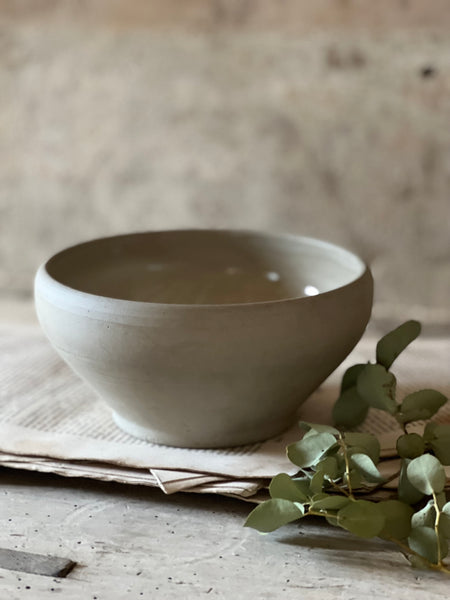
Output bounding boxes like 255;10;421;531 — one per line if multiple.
269;473;309;502
315;456;340;480
407;454;446;495
337;500;385;538
378;500;414;540
344;470;364;491
439;513;450;538
429;437;450;466
244;499;304;533
344;432;381;463
287;432;337;468
290;477;312;499
299;422;340;436
396;433;425;459
376;320;421;369
349;453;384;483
399;390;447;424
332;386;369;429
340;364;367;393
356;364;397;414
311;495;351;511
440;500;450;539
310;470;325;495
398;459;425;505
408;526;440;564
411;500;435;529
436;492;447;510
424;423;450;440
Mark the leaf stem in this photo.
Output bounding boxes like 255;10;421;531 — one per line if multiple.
307;509;338;520
327;477;352;498
432;492;443;567
387;536;450;575
357;470;401;495
339;435;354;499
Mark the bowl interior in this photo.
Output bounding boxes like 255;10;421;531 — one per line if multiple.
45;230;366;305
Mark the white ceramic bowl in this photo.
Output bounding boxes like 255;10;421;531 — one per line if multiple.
34;230;373;447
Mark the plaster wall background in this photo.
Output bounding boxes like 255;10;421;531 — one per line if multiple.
1;1;449;323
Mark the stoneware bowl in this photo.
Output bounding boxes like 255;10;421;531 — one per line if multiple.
34;229;373;448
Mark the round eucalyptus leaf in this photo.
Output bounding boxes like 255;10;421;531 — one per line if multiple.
311;495;351;511
408;526;448;564
244;498;304;533
407;454;446;495
269;473;309;502
399;390;447;424
310;470;325;495
356;364;397;414
378;500;414;540
340;363;367;393
315;455;340;480
439;513;450;538
337;500;385;538
344;432;380;463
332;386;369;429
396;433;425;459
429;437;450;466
287;432;337;468
376;320;421;370
299;422;340;436
349;453;384;483
344;469;364;491
398;459;425;505
411;500;435;529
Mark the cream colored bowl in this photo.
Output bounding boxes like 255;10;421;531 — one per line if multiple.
34;230;373;448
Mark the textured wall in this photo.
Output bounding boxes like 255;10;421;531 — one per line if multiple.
1;1;449;322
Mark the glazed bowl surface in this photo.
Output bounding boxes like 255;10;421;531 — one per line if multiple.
34;229;373;447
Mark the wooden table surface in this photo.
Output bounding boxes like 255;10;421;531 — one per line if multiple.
1;467;449;600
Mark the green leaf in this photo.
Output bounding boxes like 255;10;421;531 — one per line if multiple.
398;459;425;505
244;499;304;533
291;477;313;500
356;364;397;414
340;364;367;393
299;422;340;436
344;432;381;463
332;387;369;429
287;432;337;468
269;473;309;502
408;526;448;564
337;500;385;538
441;503;450;537
407;454;446;495
408;526;440;564
345;470;364;490
424;423;450;441
396;433;425;459
379;500;414;540
311;495;351;511
411;500;435;529
315;456;340;480
429;437;450;465
376;320;421;369
349;453;384;483
310;471;325;495
399;390;447;424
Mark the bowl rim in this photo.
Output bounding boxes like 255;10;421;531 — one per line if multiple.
35;228;372;311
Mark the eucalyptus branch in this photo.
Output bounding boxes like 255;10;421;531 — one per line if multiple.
245;321;450;575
